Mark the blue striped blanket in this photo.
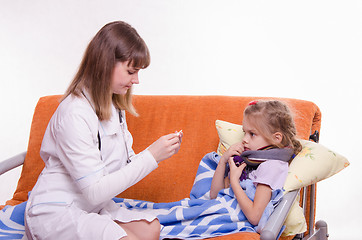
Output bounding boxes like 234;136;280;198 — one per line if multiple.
0;152;283;239
0;201;26;239
114;152;284;239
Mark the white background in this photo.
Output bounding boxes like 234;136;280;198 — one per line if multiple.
1;1;361;239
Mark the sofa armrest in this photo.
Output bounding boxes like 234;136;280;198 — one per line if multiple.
260;190;299;240
0;152;26;175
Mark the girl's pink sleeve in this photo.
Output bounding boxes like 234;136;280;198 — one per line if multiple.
248;161;289;190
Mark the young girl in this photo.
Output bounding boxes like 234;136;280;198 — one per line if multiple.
210;100;302;226
24;21;182;240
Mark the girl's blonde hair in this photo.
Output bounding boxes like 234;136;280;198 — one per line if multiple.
244;100;302;155
63;21;150;120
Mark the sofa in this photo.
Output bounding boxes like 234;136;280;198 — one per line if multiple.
2;94;346;240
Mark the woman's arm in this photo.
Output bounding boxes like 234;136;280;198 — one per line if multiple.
83;132;182;205
83;149;158;205
228;158;272;226
54;110;181;205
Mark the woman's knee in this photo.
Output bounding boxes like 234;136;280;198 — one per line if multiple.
117;219;161;240
145;219;161;240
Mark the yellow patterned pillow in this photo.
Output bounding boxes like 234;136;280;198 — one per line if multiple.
284;140;350;192
281;193;307;237
215;119;349;190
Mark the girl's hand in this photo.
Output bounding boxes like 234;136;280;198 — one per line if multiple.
220;142;244;164
228;157;246;182
148;132;182;163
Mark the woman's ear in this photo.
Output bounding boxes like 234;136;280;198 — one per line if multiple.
273;132;283;144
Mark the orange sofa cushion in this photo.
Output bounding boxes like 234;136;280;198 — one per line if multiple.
3;95;321;240
120;95;321;203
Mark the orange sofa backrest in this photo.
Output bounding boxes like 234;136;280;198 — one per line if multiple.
5;95;321;206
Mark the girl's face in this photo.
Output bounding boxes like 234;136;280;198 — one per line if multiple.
242;117;273;151
111;61;140;95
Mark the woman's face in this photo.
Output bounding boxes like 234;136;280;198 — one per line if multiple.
111;61;140;95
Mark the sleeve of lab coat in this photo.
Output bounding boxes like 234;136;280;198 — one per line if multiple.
54;110;158;205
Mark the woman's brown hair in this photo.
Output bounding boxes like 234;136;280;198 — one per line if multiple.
243;100;302;155
63;21;150;120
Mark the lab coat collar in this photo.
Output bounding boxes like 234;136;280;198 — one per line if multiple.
100;105;121;136
81;89;120;136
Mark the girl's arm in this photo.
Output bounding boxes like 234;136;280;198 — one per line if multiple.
210;143;243;199
210;155;228;199
228;158;272;226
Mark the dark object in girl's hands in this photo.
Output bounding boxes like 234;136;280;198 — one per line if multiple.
233;155;244;167
232;155;249;181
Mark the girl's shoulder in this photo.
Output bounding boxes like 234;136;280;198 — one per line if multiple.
258;160;289;169
249;160;289;190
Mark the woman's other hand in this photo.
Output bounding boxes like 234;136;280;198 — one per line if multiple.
148;132;182;163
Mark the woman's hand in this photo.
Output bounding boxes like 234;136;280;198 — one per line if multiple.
148;132;182;163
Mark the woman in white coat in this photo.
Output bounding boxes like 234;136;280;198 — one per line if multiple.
24;21;182;240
